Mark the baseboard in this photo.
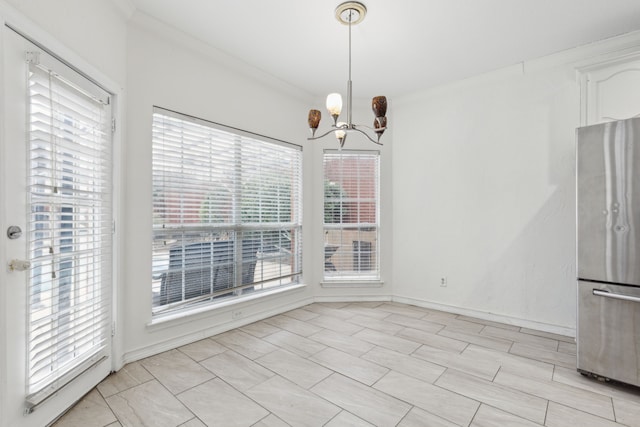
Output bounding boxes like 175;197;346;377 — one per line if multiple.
393;295;576;338
122;292;576;365
122;295;315;364
314;294;393;303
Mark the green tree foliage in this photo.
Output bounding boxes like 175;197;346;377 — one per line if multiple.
324;179;348;223
240;175;291;223
199;187;232;223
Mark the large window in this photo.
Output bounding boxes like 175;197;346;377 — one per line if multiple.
152;108;303;315
323;150;380;281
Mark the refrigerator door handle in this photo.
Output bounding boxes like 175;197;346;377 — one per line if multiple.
593;289;640;303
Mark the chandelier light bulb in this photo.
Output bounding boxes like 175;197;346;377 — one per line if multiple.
326;93;343;118
335;121;347;147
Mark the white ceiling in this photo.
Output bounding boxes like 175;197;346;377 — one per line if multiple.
129;0;640;99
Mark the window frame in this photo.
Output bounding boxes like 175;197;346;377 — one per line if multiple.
151;107;303;317
322;149;380;282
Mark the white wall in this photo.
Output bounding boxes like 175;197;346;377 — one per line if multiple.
122;12;320;363
391;35;640;334
3;0;128;85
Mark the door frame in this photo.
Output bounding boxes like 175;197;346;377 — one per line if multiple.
0;5;123;426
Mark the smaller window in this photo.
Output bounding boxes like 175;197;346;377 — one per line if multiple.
323;150;380;281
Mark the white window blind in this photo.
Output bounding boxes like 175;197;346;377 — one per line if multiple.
152;108;303;315
27;62;112;404
323;150;380;280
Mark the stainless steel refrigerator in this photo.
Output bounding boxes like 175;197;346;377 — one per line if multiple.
577;116;640;387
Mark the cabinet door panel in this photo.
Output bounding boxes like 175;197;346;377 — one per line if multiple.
584;59;640;125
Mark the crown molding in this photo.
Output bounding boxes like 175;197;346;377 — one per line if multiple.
395;29;640;108
525;28;640;74
128;10;314;105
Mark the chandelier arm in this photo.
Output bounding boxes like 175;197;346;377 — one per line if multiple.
351;126;384;145
355;124;386;132
307;125;384;145
307;128;341;141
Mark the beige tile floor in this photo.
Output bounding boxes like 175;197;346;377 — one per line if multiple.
53;302;640;427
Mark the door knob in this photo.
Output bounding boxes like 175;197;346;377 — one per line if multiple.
7;225;22;239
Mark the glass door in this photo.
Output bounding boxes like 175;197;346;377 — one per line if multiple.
1;26;113;427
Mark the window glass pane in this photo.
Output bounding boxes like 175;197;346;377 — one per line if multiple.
152;108;303;315
27;63;112;402
323;151;379;280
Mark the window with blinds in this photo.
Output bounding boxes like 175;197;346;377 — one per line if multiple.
323;150;380;281
152;108;303;315
27;61;112;403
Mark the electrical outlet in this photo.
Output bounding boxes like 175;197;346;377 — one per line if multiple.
440;277;447;287
232;310;243;320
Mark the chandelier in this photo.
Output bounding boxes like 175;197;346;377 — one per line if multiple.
307;1;387;147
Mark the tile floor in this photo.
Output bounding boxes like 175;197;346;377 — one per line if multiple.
52;302;640;427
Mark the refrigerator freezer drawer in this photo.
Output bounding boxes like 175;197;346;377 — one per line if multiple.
577;281;640;387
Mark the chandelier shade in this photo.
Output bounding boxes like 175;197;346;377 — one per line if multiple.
326;93;343;119
308;109;321;137
307;2;387;146
372;96;387;117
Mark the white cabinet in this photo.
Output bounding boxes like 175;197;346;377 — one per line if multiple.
580;56;640;125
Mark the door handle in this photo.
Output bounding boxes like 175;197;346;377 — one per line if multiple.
593;289;640;303
8;259;30;272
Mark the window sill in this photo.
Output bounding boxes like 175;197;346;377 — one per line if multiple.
320;280;384;288
146;283;307;331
